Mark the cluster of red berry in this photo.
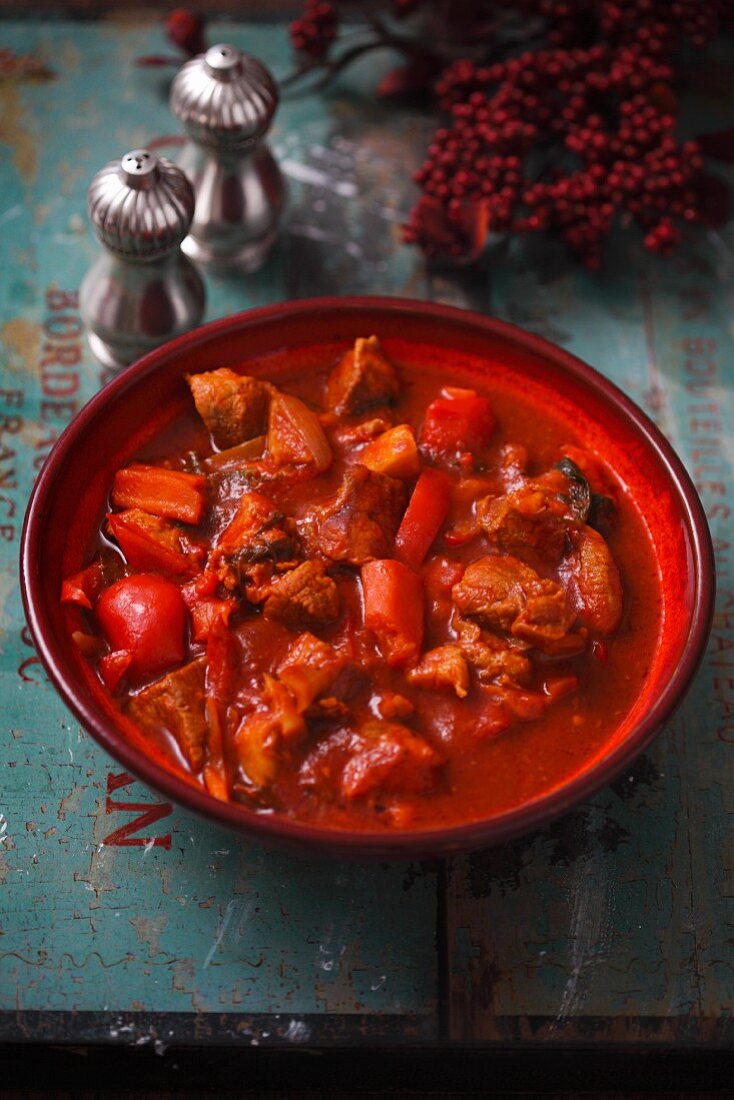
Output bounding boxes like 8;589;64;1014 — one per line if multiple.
410;0;730;265
597;0;724;49
288;0;731;266
290;1;340;62
408;37;706;267
289;0;430;59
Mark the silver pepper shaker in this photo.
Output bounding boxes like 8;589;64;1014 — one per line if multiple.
80;149;206;371
170;43;286;272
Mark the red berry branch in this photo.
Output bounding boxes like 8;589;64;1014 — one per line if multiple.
287;0;733;267
291;2;340;61
136;8;207;67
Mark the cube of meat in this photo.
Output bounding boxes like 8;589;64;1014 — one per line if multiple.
331;417;393;451
452;555;576;651
514;587;575;649
498;442;529;487
374;692;415;720
237;561;276;604
407;644;470;698
278;632;345;712
308;465;406;565
560;525;623;635
325;335;400;416
477;467;577;568
213;490;298;566
263;560;340;627
187;368;270;449
454;617;532;685
341;720;444;799
127;657;207;771
235;673;306;790
307;696;350;721
453;556;532;630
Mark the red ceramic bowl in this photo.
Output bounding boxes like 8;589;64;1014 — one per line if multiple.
21;297;714;857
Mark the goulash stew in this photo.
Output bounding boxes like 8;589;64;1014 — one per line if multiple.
61;337;662;830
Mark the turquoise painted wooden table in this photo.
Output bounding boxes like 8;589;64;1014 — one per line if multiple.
0;17;732;1051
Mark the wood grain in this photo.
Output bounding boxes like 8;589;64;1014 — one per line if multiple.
0;12;732;1052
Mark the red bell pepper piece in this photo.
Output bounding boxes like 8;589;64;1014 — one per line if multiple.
203;616;239;800
361;559;424;668
98;649;133;693
216;491;280;555
61;561;107;610
419;388;495;460
203;699;229;801
111;463;207;525
395;467;452;569
181;570;220;607
206;615;239;702
107;512;200;579
190;597;238;643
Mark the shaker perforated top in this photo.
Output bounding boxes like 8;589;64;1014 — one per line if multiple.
87;149;195;259
170;43;279;152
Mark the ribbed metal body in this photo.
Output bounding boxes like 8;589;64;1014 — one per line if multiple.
80;150;206;371
170;44;286;272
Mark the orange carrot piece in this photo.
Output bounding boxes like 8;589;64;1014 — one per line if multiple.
361;559;424;668
111;463;206;525
360;425;421;480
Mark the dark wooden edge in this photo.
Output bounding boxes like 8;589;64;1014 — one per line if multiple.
0;1010;436;1045
3;1009;734;1048
2;1041;734;1093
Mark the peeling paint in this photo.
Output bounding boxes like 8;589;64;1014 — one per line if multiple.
0;84;37;186
0;318;38;375
129;915;169;960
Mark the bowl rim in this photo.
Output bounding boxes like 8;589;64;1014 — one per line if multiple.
20;295;716;857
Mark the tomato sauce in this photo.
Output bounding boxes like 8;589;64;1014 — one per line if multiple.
61;336;664;832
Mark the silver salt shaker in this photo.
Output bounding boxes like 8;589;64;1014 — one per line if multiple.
170;43;286;272
80;149;206;371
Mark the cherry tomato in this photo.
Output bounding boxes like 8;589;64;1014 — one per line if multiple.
96;574;187;680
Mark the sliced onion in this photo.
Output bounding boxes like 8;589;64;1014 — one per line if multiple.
268;392;332;472
204;435;265;472
71;631;105;658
